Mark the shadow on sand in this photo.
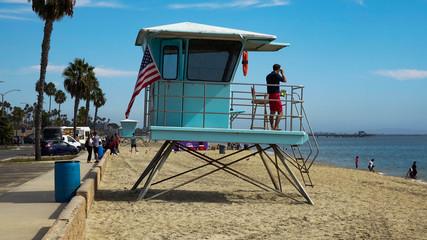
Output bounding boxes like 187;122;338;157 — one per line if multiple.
95;188;232;204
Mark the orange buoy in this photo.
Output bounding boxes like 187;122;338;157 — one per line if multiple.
242;51;248;76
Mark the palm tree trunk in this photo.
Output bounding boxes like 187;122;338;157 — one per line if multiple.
85;98;90;126
58;103;61;118
35;19;53;161
49;95;52;115
73;96;79;139
94;107;98;130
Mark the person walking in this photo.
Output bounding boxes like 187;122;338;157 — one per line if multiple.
92;131;100;162
85;134;93;163
355;156;359;169
115;133;120;153
130;133;138;154
409;161;417;179
266;63;287;130
368;159;375;172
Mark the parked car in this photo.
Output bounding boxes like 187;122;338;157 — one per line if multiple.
41;141;79;156
24;136;35;144
62;135;82;151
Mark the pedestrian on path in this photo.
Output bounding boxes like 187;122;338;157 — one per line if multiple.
92;131;100;162
86;134;93;163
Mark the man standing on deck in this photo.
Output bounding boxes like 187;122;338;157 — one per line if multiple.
266;64;287;130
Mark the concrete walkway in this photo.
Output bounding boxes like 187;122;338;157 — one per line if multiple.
0;153;96;240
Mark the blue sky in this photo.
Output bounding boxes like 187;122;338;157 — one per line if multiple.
0;0;426;134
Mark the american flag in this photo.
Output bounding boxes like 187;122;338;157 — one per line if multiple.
125;45;161;119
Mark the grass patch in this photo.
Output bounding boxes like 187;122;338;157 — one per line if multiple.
5;155;77;163
0;145;20;150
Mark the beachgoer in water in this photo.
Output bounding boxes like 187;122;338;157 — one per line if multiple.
266;63;287;130
409;161;417;179
368;159;375;172
355;156;359;169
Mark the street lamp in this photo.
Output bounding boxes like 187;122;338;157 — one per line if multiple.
1;89;21;116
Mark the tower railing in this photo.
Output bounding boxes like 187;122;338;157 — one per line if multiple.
143;80;307;131
142;79;319;186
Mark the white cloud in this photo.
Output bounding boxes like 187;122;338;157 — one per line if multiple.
29;65;66;73
0;0;35;21
374;69;427;81
0;0;28;3
0;13;34;21
94;67;137;77
75;0;126;8
342;0;365;6
169;0;289;9
257;0;290;8
0;7;31;14
28;65;136;78
355;0;365;6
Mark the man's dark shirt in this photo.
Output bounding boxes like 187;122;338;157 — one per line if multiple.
266;71;285;94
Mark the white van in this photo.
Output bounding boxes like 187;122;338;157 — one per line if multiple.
62;135;82;151
61;126;91;145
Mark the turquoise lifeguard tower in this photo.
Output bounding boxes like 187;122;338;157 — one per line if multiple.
119;119;138;137
131;22;319;204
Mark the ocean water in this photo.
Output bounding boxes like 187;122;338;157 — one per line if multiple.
297;135;427;183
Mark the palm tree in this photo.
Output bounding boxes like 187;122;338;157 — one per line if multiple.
3;101;11;115
11;107;25;127
82;70;98;126
23;104;30;126
63;58;93;139
54;90;66;118
30;0;75;161
45;82;57;117
92;87;106;129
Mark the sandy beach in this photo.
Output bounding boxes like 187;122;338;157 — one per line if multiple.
85;141;427;239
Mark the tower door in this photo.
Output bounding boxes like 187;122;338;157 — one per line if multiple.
155;39;184;126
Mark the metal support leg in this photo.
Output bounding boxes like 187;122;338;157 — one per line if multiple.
137;141;177;201
255;144;279;190
272;145;314;205
131;140;171;190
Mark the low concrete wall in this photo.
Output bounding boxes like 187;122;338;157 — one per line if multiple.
95;149;110;180
76;178;95;217
86;169;100;192
42;196;86;240
42;149;112;239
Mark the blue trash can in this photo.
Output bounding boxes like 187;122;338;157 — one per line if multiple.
54;161;80;202
98;146;103;159
219;145;226;154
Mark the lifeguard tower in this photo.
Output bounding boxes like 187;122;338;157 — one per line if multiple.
118;119;138;137
130;22;319;204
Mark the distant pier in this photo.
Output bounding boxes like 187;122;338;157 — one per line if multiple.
315;131;374;138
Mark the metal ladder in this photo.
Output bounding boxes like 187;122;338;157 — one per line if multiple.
282;91;319;187
290;144;314;187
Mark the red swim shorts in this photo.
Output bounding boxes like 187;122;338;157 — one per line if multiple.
268;93;282;112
